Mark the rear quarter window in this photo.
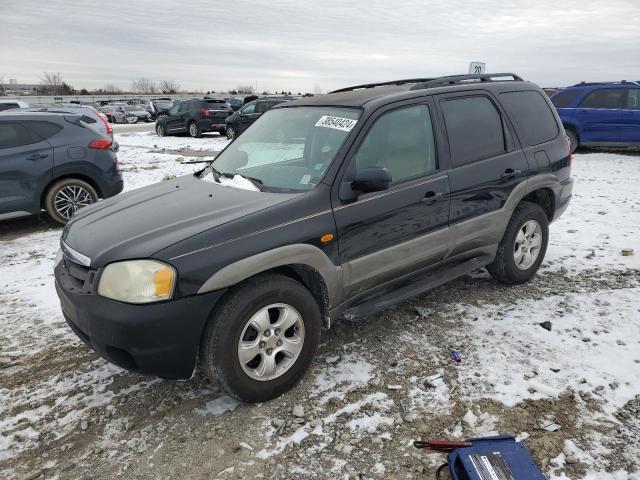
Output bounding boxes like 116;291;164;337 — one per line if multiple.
500;91;559;146
551;90;579;108
578;89;625;109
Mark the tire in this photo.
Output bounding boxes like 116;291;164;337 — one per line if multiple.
487;201;549;285
156;124;166;137
200;273;322;403
226;126;236;140
45;178;98;225
566;128;579;153
189;121;202;138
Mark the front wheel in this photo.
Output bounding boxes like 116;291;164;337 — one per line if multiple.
156;124;166;137
45;178;98;225
226;126;236;140
487;202;549;285
200;273;321;403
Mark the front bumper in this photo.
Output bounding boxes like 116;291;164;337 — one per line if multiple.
55;263;225;379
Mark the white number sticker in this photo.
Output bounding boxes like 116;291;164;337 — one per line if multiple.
315;115;357;132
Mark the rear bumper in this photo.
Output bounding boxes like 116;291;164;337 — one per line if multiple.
197;119;226;131
55;269;225;379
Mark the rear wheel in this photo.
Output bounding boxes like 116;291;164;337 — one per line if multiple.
487;202;549;285
566;128;579;153
189;121;202;138
45;178;98;225
200;273;321;403
226;126;236;140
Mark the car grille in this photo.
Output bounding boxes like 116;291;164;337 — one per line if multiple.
60;257;97;294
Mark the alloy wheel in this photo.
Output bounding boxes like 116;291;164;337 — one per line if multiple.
54;185;93;220
514;219;543;270
237;303;305;381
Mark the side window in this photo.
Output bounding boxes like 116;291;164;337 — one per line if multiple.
0;122;41;149
0;103;20;112
626;89;640;110
179;102;190;113
441;96;505;166
23;121;63;140
500;91;559;146
578;89;625;109
254;102;267;114
354;105;437;184
168;104;180;115
241;103;256;115
551;90;579;108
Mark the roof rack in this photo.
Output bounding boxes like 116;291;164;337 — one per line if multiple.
571;80;640;86
330;73;523;94
409;73;523;90
330;78;434;94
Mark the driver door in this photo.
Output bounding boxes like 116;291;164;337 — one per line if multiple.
165;102;189;133
237;102;260;134
333;100;451;297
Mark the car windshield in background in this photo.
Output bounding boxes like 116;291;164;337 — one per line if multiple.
208;107;361;192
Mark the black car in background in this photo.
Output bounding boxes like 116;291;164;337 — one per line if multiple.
225;97;243;111
155;98;232;137
0;112;123;224
148;99;175;120
224;97;290;139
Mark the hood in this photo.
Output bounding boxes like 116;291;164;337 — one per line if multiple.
62;174;300;267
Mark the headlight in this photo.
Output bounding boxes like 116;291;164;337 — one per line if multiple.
98;260;176;304
54;248;63;266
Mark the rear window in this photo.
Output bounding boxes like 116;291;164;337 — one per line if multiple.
579;89;625;109
500;91;559;146
204;99;228;108
24;121;63;140
551;90;579;108
0;122;41;148
441;96;506;167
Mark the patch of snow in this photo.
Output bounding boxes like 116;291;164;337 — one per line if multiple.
196;395;239;416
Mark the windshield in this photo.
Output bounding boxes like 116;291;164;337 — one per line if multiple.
124;105;144;112
208;107;360;192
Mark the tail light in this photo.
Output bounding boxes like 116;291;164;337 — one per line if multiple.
93;108;113;135
89;138;113;149
200;108;210;117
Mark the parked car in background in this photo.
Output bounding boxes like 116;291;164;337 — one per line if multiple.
225;97;290;139
55;73;572;402
551;81;640;152
98;105;152;124
0;112;123;224
0;99;29;111
155;98;232;137
18;105;114;140
148;99;175;119
225;97;243;111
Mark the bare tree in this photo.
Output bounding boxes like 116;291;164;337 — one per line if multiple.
313;84;324;95
39;71;73;95
159;79;180;94
131;78;157;94
236;84;255;94
102;83;122;94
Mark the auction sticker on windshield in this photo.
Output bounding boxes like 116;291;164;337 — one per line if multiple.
315;116;358;132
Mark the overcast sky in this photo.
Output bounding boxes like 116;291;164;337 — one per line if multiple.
2;0;640;93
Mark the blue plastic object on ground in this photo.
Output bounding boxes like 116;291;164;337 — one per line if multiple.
447;435;547;480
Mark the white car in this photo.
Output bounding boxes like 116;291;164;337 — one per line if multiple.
0;99;28;111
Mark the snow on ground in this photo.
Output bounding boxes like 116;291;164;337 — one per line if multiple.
0;136;639;479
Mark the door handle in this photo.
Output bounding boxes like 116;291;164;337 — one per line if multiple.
501;168;521;179
26;153;48;161
422;191;444;205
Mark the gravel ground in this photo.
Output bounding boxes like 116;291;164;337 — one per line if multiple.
1;134;639;480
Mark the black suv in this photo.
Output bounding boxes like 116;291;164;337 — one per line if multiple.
155;98;232;137
224;97;290;139
55;73;573;402
1;112;123;224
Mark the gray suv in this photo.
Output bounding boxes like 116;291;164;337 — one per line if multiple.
0;112;123;224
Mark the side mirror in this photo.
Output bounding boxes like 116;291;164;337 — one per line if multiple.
352;167;392;193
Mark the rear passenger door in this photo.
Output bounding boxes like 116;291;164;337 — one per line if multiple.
334;100;451;297
574;88;624;143
0;121;54;215
437;92;528;258
620;88;640;143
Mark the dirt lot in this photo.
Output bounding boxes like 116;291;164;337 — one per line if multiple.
1;132;639;479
